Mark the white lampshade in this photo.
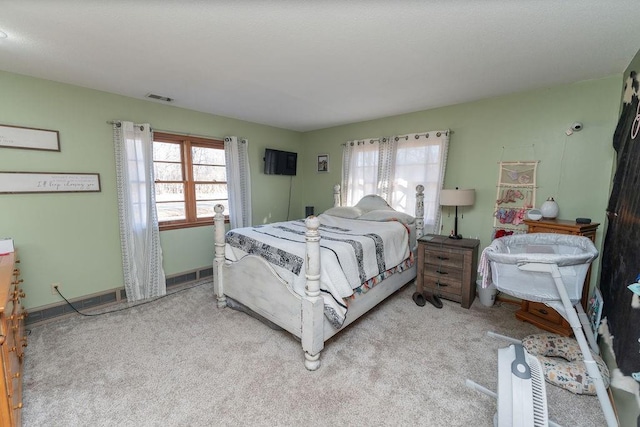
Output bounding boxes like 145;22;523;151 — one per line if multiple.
440;189;475;207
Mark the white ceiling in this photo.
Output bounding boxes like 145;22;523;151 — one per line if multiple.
1;1;639;132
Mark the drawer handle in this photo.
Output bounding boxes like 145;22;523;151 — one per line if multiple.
435;270;448;275
13;402;22;410
436;282;449;287
537;308;549;315
436;256;449;260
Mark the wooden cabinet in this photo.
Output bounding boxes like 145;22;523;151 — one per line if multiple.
516;219;599;336
416;234;479;309
0;252;26;426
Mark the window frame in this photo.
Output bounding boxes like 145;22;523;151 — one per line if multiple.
153;132;228;231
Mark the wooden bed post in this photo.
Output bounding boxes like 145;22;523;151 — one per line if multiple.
333;184;341;207
415;185;425;239
301;215;324;370
213;204;227;308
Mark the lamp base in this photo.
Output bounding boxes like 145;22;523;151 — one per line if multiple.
449;234;462;240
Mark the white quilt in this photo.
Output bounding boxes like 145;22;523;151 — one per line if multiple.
225;213;410;328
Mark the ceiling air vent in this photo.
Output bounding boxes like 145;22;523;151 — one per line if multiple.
146;93;174;103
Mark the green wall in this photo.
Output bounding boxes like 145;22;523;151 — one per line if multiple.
302;76;622;295
0;71;302;309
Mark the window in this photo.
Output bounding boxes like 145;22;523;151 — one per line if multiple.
342;131;449;234
153;132;227;230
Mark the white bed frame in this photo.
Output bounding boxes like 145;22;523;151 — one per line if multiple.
213;185;425;370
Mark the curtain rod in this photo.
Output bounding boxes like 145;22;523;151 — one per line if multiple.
106;121;223;140
341;129;453;146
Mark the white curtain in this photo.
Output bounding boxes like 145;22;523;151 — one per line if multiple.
341;138;382;206
342;130;449;234
388;131;449;234
113;121;166;301
224;136;252;228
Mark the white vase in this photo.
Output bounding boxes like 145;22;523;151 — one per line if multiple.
540;197;559;219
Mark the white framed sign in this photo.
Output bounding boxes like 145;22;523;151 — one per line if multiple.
0;172;101;194
0;124;60;151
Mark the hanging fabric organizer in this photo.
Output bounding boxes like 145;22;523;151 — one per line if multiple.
493;161;539;233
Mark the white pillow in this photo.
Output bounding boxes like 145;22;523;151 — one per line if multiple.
323;206;363;219
359;209;415;225
353;195;393;213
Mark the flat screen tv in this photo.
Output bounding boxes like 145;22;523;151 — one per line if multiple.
264;148;297;176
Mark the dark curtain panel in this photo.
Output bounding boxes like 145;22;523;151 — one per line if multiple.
601;71;640;380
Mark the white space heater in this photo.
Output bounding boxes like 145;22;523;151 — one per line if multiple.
467;343;550;427
497;343;549;426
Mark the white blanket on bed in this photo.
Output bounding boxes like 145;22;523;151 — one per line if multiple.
224;214;410;328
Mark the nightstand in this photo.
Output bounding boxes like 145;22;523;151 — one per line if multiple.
516;218;599;335
416;234;480;309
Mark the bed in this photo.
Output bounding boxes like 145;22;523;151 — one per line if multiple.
213;184;425;370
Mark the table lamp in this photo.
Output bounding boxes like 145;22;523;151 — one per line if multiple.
440;187;475;239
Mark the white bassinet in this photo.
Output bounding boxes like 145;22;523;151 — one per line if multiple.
479;233;617;427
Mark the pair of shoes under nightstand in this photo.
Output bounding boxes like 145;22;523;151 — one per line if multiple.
412;292;443;309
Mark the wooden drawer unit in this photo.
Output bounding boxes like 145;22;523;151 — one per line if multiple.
0;252;26;427
517;219;599;336
518;301;572;336
417;234;479;309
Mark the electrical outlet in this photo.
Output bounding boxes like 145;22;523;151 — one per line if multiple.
51;283;61;295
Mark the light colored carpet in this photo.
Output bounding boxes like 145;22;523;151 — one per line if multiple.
22;280;606;426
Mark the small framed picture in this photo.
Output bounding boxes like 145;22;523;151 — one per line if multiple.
317;154;329;173
587;287;604;335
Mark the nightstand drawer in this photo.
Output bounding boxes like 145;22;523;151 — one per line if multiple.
421;275;463;294
525;301;563;323
423;248;465;269
423;264;463;284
